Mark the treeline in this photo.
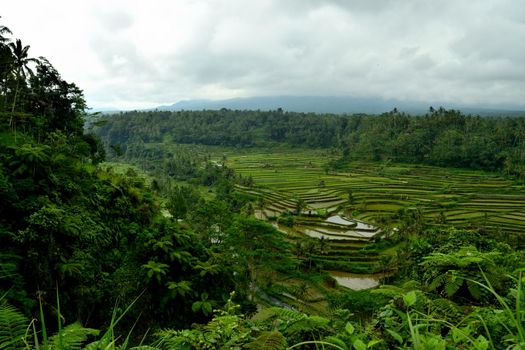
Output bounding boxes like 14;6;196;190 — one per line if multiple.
94;108;525;175
340;107;523;172
93;109;344;148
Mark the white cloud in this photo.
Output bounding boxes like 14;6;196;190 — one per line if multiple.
2;0;524;109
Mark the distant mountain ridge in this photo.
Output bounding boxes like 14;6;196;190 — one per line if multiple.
154;96;525;116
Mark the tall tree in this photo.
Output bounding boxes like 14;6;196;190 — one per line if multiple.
0;18;13;112
8;39;38;121
28;58;86;136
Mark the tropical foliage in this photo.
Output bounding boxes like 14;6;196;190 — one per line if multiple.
0;16;524;350
94;107;525;176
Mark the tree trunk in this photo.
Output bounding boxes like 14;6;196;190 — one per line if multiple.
9;72;20;143
9;74;20;127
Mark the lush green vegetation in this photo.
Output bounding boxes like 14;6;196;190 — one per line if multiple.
1;18;525;350
95;107;525;176
0;19;260;337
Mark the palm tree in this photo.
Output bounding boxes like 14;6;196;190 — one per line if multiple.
0;18;13;110
0;19;12;44
8;39;38;123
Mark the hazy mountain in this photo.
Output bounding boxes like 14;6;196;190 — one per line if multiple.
155;96;525;116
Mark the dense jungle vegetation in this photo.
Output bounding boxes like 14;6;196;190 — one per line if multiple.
95;107;525;176
1;19;525;350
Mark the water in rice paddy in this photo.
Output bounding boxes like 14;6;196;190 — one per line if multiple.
327;270;385;290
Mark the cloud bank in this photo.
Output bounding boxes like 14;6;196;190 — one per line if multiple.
3;0;524;109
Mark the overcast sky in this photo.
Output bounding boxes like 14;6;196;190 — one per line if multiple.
2;0;525;110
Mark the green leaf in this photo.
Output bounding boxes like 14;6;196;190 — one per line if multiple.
202;302;212;316
323;336;348;350
352;338;366;350
345;322;355;335
403;291;417;307
191;301;202;313
474;335;488;350
386;329;403;344
451;327;463;344
366;339;382;348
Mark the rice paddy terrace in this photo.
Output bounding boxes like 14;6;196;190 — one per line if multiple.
223;149;525;274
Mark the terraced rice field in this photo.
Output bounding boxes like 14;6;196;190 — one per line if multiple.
226;150;525;234
220;149;525;275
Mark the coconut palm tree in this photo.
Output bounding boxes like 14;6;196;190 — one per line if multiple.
0;17;12;44
0;18;13;110
8;39;39;122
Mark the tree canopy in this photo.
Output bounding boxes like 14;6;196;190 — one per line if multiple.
94;107;525;176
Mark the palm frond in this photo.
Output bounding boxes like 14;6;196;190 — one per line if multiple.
0;26;12;36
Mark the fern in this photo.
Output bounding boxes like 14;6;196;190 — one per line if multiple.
401;280;422;291
245;331;287;350
466;279;484;300
431;298;462;322
253;307;329;339
0;303;28;350
427;273;446;292
155;328;208;350
284;315;330;337
444;272;463;297
48;322;99;350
